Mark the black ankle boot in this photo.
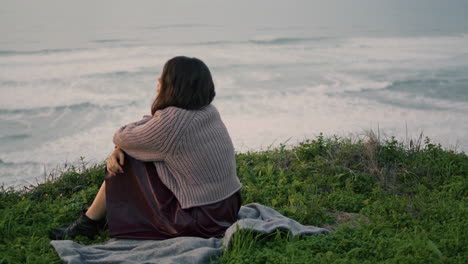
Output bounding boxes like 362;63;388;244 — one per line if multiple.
49;210;107;240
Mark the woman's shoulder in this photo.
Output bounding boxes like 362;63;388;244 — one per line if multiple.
152;104;219;128
161;104;217;115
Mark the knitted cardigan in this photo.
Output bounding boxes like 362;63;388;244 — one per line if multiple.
113;103;242;209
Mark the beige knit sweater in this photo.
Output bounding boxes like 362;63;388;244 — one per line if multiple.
113;103;242;209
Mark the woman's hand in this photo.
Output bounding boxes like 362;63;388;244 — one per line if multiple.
107;147;125;177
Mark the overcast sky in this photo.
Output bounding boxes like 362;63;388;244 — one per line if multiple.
2;0;468;33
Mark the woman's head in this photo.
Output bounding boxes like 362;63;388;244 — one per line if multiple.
151;56;215;114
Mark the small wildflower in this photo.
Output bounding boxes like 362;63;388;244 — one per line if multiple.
21;196;26;200
44;193;49;197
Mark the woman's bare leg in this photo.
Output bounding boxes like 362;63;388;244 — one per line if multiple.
85;181;107;221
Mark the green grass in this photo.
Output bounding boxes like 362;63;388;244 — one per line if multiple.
1;132;467;263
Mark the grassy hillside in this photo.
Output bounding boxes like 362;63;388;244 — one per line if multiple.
0;133;467;263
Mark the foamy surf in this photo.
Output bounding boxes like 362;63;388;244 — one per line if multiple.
1;29;467;188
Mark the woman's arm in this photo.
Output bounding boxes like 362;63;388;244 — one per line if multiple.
106;147;125;177
113;107;190;161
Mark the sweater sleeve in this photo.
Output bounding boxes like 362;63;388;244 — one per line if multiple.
113;107;190;161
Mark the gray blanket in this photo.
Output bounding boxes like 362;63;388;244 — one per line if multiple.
50;203;329;264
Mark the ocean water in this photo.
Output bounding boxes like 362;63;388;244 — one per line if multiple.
1;1;468;188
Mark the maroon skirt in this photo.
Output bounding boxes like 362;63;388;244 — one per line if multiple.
104;153;242;240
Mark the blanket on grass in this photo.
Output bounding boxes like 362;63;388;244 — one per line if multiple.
50;203;329;264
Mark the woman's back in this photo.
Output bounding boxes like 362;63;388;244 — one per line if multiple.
113;103;242;209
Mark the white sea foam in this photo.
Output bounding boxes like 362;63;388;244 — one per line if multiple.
1;31;468;187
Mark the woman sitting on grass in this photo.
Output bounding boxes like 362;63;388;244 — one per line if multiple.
50;56;243;240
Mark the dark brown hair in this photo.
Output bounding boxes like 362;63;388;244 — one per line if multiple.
151;56;216;115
